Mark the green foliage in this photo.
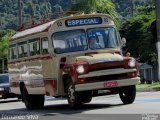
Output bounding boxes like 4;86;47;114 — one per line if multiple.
0;29;15;72
70;0;119;27
136;81;160;88
70;0;116;15
69;0;95;13
111;0;155;18
121;10;157;64
0;0;67;30
0;0;155;30
136;5;155;15
0;29;15;59
96;0;117;17
121;0;157;64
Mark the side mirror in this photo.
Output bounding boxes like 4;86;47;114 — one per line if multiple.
121;38;126;47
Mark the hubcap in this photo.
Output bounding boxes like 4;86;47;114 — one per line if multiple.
122;93;127;97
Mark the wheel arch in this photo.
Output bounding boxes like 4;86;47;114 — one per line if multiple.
19;82;25;102
63;74;70;93
20;82;25;94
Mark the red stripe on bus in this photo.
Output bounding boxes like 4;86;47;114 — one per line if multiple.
10;81;19;87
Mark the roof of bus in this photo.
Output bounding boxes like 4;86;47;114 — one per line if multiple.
10;13;112;41
10;21;54;40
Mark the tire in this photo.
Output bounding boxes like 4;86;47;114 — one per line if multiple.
119;85;136;104
17;95;22;100
22;86;44;109
66;77;82;109
81;91;92;103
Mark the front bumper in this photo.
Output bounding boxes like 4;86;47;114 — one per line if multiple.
75;77;140;92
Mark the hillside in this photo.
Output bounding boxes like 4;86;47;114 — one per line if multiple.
0;0;154;30
0;0;73;30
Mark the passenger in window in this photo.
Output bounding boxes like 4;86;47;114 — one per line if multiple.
73;38;79;47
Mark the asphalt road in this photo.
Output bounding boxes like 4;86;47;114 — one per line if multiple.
0;92;160;120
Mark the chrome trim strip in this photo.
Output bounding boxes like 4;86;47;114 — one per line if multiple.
78;68;137;78
43;78;57;80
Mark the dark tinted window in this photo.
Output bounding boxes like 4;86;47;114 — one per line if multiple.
0;74;9;83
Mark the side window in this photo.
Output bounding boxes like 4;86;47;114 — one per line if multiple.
9;45;17;60
29;39;40;56
41;37;49;55
18;42;28;58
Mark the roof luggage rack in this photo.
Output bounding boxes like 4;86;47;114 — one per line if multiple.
17;11;83;31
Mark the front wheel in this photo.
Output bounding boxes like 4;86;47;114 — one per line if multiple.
66;77;82;109
119;85;136;104
22;86;44;109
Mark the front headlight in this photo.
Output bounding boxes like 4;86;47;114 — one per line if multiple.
76;65;85;74
128;59;136;67
0;88;4;91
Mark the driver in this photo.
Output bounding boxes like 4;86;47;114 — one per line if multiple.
89;36;101;49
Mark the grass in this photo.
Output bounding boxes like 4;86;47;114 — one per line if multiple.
136;81;160;88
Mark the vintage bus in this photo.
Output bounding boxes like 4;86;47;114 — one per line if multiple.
8;13;140;109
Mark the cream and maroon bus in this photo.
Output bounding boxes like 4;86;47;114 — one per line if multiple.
9;13;140;109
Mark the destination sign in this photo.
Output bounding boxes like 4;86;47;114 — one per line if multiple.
65;17;102;27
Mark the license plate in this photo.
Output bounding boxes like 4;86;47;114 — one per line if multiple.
104;81;118;87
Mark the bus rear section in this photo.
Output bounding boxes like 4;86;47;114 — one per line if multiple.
8;13;140;109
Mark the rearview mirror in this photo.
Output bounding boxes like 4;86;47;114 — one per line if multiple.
121;38;126;47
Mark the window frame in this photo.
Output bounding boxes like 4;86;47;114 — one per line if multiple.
41;37;49;55
28;38;40;56
9;44;17;60
17;41;28;58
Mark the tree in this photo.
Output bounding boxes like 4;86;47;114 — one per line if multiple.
70;0;118;25
121;9;156;64
27;1;36;18
0;30;15;73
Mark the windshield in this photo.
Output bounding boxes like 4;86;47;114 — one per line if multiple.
87;28;117;49
52;28;117;54
52;29;87;54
